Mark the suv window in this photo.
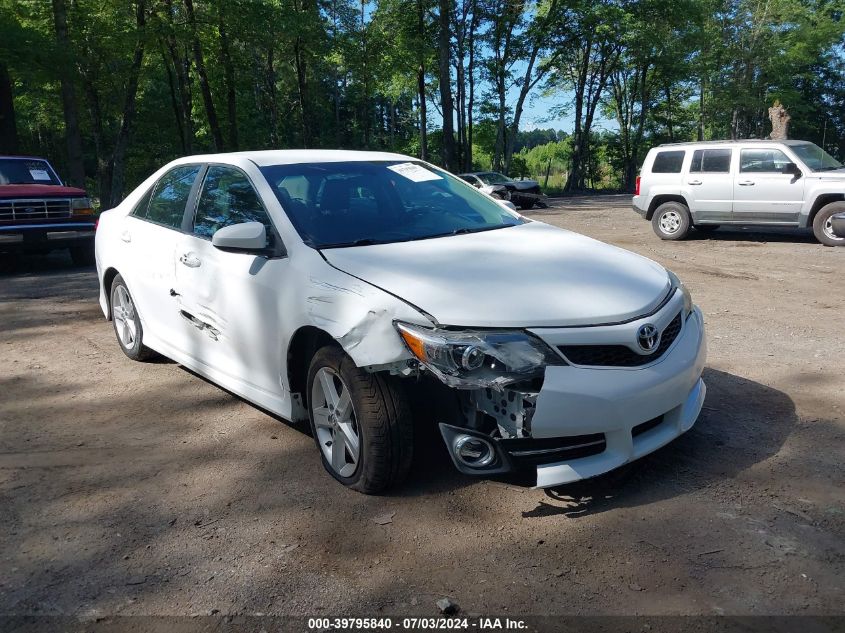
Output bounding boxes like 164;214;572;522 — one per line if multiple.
141;165;201;228
651;151;685;174
690;149;732;173
193;165;274;243
740;149;791;173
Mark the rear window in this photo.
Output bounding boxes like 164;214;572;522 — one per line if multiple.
651;151;685;174
690;149;732;173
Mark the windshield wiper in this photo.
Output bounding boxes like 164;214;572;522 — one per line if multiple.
816;166;845;171
317;238;386;249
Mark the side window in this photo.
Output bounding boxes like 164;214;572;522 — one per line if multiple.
130;186;154;219
651;151;685;174
193;165;274;243
740;149;791;173
690;149;732;173
144;165;201;228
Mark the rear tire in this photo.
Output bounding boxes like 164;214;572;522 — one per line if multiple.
812;202;845;247
110;274;156;361
652;201;692;240
307;345;413;494
70;245;95;266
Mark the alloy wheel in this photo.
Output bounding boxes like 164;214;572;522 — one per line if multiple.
311;367;360;478
659;210;682;234
113;286;138;349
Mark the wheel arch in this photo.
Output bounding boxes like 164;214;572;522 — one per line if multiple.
286;325;338;409
647;194;690;220
102;267;121;320
807;194;845;228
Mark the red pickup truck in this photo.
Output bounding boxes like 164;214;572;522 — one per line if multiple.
0;156;96;265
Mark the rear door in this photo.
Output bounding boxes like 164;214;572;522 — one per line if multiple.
686;148;734;222
173;164;288;395
732;147;804;223
120;164;202;352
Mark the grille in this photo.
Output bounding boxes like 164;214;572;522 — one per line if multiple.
498;433;606;467
0;198;73;222
559;312;683;367
632;415;664;438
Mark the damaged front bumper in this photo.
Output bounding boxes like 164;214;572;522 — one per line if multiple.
436;305;707;487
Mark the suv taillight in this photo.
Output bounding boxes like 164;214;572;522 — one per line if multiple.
635;176;641;196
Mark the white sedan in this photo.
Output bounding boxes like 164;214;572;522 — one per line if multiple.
95;150;706;493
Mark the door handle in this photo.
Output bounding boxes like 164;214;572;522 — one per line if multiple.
179;253;201;268
738;181;755;186
120;231;131;243
688;180;702;185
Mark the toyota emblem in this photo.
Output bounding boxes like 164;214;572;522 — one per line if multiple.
637;323;660;353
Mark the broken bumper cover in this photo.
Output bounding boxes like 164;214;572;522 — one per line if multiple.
440;307;706;487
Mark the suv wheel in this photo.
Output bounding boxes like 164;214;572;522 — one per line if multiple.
307;345;413;494
813;202;845;247
652;202;692;240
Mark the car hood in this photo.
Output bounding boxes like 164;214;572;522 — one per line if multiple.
321;221;671;328
509;179;540;191
0;184;86;198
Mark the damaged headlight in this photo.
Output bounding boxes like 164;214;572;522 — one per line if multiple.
394;322;563;390
668;270;693;318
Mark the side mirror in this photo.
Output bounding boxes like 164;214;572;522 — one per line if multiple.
212;221;267;253
782;162;802;177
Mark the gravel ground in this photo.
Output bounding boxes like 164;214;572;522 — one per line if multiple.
0;195;843;618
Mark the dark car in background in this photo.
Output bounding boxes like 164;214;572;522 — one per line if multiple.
0;156;96;265
459;171;546;210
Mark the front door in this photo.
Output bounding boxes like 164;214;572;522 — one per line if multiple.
686;148;734;222
174;164;288;398
732;147;805;224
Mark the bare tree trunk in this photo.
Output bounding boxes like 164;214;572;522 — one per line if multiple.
161;48;186;153
437;0;456;170
0;63;18;154
768;101;790;140
184;0;223;151
294;38;312;147
218;5;238;150
265;47;279;146
416;0;428;161
52;0;86;187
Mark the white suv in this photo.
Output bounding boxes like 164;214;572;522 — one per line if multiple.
632;140;845;246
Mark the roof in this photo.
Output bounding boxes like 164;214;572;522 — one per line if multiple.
657;139;811;148
168;149;415;168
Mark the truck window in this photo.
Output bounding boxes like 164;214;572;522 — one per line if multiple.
690;149;732;173
651;151;685;173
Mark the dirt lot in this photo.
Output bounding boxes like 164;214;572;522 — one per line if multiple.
1;195;843;619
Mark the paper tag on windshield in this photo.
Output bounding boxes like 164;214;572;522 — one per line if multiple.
387;162;441;182
29;169;51;181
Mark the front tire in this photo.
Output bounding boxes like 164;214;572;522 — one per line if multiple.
307;345;413;494
110;274;155;361
812;202;845;247
652;201;692;240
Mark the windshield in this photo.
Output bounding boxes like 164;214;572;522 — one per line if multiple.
790;143;843;171
0;158;61;185
476;172;511;185
260;161;525;248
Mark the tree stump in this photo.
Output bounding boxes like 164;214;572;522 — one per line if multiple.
769;101;790;140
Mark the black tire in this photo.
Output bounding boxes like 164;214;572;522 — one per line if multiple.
652;201;692;240
306;345;413;494
696;224;720;232
110;274;156;361
69;244;95;266
519;200;536;210
812;202;845;247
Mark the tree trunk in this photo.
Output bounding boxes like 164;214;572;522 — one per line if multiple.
0;63;18;154
416;0;428;161
52;0;86;187
184;0;223;151
437;0;456;170
293;37;312;147
218;5;238;150
768;101;790;140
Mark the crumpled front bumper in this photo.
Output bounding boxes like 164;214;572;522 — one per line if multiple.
529;306;706;487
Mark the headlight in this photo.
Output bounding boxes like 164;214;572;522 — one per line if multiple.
72;197;94;215
394;322;563;390
668;270;693;317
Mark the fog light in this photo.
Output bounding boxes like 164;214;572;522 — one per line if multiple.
453;434;495;468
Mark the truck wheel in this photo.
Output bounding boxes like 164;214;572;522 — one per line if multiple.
307;345;413;494
812;202;845;247
110;274;156;361
652;202;692;240
70;245;95;266
520;200;536;210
